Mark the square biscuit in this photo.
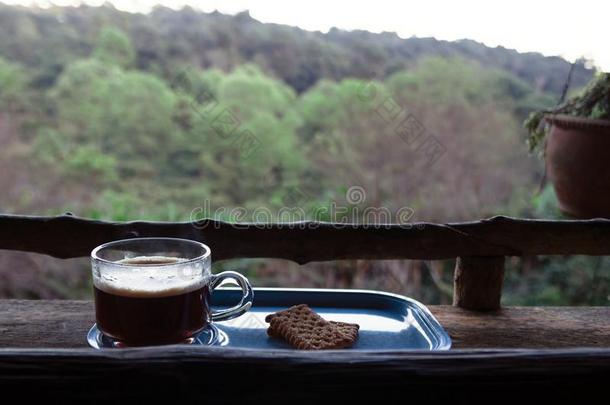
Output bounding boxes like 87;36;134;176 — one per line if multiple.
265;304;359;350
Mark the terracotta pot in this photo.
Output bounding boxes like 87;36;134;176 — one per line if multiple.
545;114;610;218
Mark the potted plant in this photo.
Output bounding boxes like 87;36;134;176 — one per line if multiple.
525;73;610;218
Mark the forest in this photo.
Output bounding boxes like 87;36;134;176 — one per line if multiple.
0;4;607;305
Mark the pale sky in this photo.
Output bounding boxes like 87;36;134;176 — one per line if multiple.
4;0;609;71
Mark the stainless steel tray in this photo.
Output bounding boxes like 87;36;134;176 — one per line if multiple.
213;287;451;350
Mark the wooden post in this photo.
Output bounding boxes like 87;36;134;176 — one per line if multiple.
453;256;505;310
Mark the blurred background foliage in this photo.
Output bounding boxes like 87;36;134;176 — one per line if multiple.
0;4;607;305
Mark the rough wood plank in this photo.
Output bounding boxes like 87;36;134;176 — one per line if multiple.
0;347;608;402
1;300;608;349
2;214;610;263
433;306;610;348
1;300;608;401
453;256;505;310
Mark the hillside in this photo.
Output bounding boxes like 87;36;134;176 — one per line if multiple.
0;4;606;305
0;4;593;94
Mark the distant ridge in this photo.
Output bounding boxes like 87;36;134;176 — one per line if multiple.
0;4;594;94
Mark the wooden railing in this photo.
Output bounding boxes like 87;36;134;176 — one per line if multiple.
2;214;610;310
1;213;609;401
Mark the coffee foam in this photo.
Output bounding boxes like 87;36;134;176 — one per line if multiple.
94;256;208;298
117;256;185;266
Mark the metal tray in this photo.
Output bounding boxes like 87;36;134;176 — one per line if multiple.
213;288;451;350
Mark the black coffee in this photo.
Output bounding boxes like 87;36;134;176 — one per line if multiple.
94;256;209;346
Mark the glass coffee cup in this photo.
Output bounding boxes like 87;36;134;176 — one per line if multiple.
91;237;253;346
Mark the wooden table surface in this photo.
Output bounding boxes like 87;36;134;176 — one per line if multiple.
1;300;609;402
1;300;609;348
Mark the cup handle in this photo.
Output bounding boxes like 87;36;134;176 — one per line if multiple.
209;271;254;322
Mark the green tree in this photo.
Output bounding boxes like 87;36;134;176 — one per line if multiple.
0;57;26;110
188;64;307;206
49;58;181;178
297;78;390;204
93;26;135;69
